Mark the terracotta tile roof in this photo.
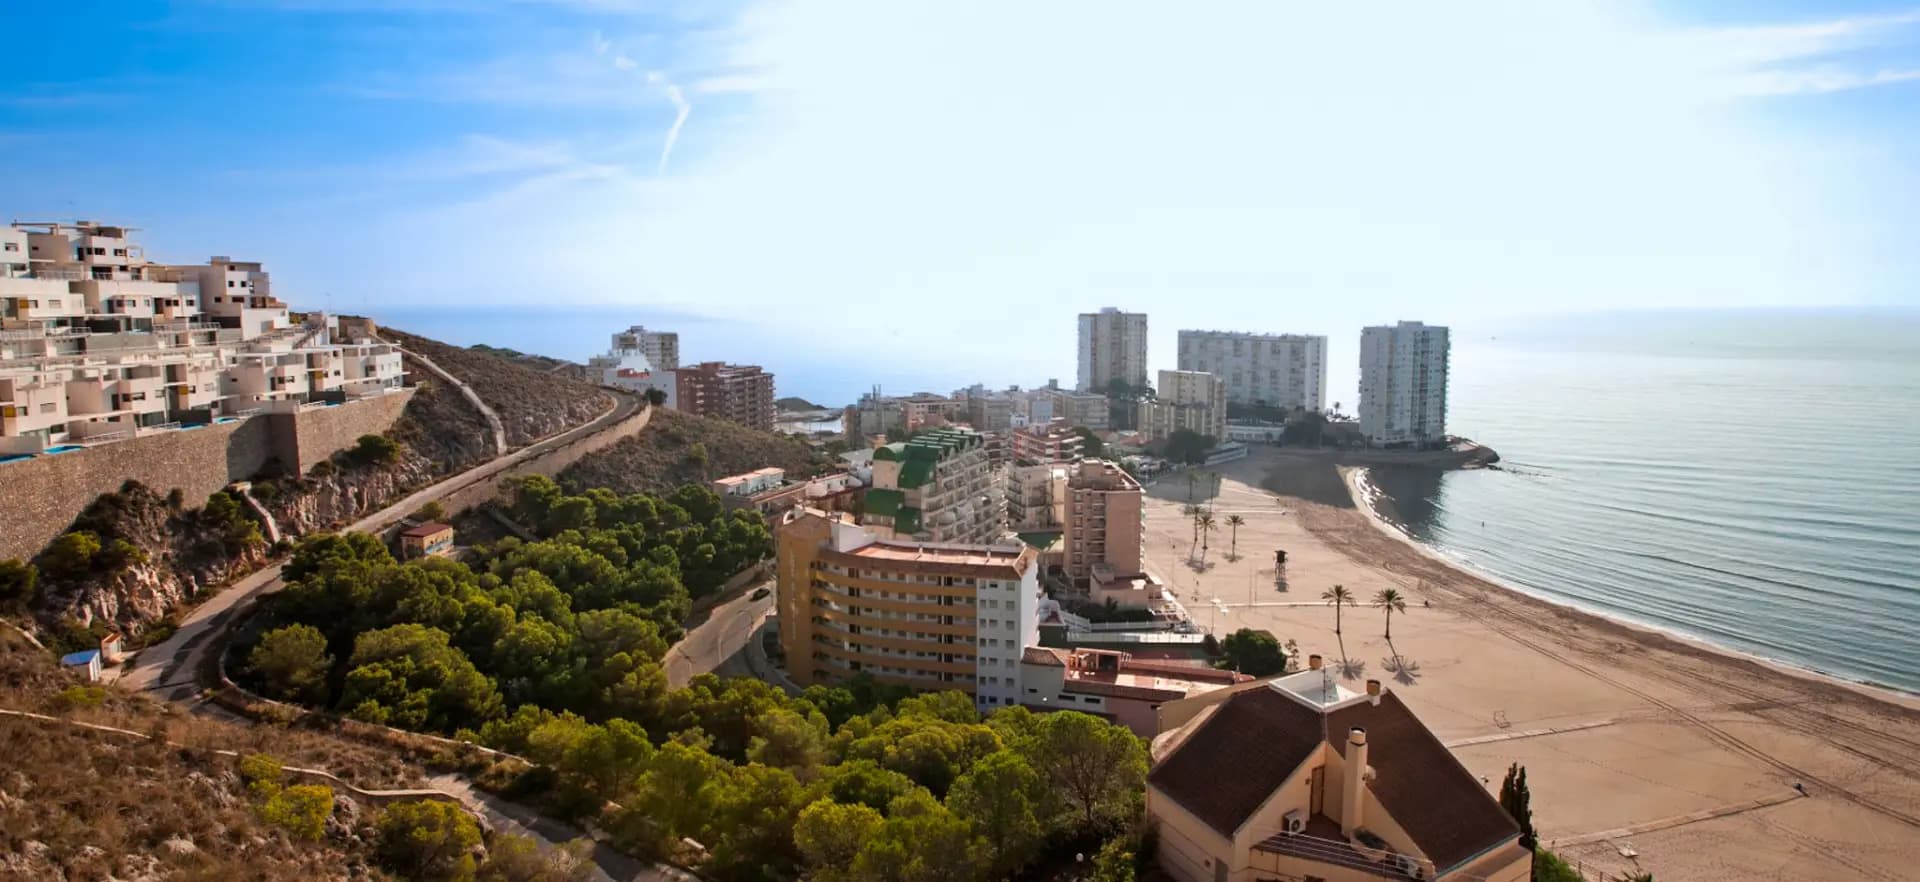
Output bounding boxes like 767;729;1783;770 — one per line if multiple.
1062;678;1185;702
1147;685;1326;836
1328;692;1521;874
399;522;451;538
1146;686;1520;877
1022;646;1070;667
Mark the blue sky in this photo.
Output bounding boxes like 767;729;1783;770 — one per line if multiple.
4;0;1919;401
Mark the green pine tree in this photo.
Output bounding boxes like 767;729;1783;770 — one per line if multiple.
1498;762;1536;851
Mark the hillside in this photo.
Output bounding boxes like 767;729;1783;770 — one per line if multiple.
381;327;612;447
560;408;832;495
11;325;602;640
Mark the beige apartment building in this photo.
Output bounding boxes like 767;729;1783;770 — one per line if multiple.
1142;369;1227;442
776;508;1042;710
1007;462;1069;531
1045;388;1111;430
1010;418;1084;464
1062;459;1147;592
862;427;1003;544
607;324;679;370
1;221;404;449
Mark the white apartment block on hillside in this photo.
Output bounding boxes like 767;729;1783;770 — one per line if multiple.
1077;307;1148;393
1359;321;1450;447
1176;329;1327;411
1;221;404;450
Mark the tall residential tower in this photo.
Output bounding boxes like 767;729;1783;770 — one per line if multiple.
1077;307;1149;393
1175;330;1327;411
1358;321;1449;447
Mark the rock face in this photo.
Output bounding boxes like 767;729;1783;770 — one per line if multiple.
32;483;267;632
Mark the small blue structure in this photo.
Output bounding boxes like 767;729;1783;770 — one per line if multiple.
60;649;102;682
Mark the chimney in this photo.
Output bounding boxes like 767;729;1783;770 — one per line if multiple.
1366;679;1382;705
1308;653;1323;671
1341;726;1369;836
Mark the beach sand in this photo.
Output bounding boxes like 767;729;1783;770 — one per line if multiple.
1141;447;1920;882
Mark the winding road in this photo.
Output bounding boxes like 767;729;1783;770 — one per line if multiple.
98;389;691;880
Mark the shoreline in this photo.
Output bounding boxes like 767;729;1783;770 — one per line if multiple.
1340;464;1920;711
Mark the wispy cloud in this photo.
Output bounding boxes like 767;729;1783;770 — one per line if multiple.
1677;8;1920;98
647;71;691;173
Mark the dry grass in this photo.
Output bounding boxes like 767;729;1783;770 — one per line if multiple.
0;715;387;881
382;328;612;447
562;408;832;495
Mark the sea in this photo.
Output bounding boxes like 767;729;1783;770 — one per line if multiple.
1364;310;1920;695
372;305;1920;695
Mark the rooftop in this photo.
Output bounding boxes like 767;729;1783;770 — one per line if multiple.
1147;683;1521;875
399;522;453;538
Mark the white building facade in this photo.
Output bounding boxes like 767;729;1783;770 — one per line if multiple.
1077;307;1149;393
1358;321;1449;447
1175;330;1328;411
1143;369;1227;441
1;221;404;449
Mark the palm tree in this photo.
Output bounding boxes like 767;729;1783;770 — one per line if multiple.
1184;505;1202;557
1373;587;1408;640
1225;514;1245;559
1322;584;1356;635
1198;514;1217;562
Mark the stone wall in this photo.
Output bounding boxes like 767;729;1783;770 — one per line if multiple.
0;392;413;562
429;398;651;522
269;389;416;476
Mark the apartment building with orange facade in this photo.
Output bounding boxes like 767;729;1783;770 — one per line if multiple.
777;508;1042;710
674;361;775;431
1063;458;1146;586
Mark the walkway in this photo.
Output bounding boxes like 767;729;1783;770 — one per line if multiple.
398;346;508;456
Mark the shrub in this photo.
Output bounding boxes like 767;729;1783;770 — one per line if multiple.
356;434;403;466
240;753;286;796
260;783;335;841
1535;849;1584;882
413;501;447;523
166;487;186;508
0;558;36;610
101;538;149;572
377;800;482;882
42;531;102;580
310;459;337;478
53;686;107;711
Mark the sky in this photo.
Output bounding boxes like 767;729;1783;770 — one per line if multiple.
4;0;1919;404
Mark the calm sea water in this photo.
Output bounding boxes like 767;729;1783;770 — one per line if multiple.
1366;310;1920;694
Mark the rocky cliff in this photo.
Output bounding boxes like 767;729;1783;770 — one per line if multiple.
29;483;268;639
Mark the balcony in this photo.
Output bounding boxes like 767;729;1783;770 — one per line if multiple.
1251;818;1432;880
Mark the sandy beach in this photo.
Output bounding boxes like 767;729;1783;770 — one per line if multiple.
1141;447;1920;882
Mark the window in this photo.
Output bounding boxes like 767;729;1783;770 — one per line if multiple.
39;403;55;414
2;242;16;252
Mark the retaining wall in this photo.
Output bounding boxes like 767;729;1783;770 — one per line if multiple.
0;390;413;562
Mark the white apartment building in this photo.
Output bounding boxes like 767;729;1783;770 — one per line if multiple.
1077;307;1149;393
1143;369;1227;442
608;325;679;371
1359;321;1450;447
1175;330;1328;411
863;427;1004;545
1;221;404;449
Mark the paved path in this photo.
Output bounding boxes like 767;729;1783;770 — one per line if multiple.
667;581;775;689
401;346;508;456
